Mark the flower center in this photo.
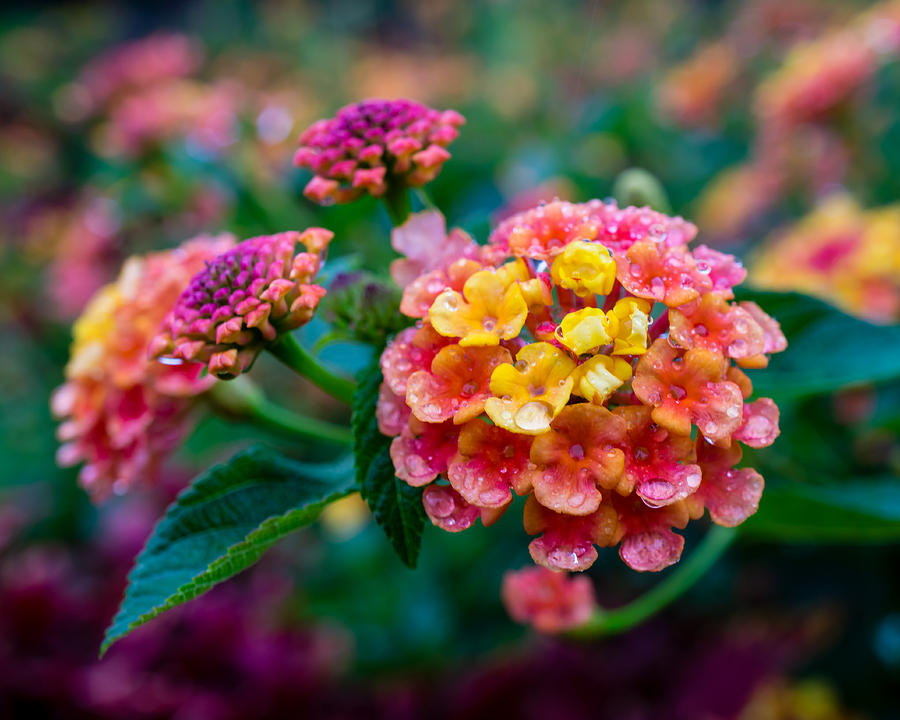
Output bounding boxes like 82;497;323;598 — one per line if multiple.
568;443;585;460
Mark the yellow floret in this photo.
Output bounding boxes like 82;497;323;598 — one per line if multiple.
610;297;651;355
484;342;575;435
556;307;619;355
570;355;633;404
550;240;616;297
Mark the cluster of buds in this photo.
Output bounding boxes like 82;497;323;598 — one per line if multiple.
51;235;234;499
751;194;900;323
150;229;333;379
378;200;786;573
294;99;465;205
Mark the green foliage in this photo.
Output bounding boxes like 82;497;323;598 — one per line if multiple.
318;272;412;349
735;289;900;399
102;445;354;654
352;359;426;568
743;478;900;542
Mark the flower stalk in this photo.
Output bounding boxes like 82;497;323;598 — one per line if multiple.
566;525;737;639
267;334;356;404
383;184;412;226
208;377;351;445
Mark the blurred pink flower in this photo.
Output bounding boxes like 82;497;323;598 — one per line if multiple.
52;234;234;500
502;566;596;633
79;33;203;110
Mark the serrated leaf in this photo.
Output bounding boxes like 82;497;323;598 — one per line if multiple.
362;444;427;568
102;445;354;655
735;288;900;399
352;360;426;568
742;478;900;542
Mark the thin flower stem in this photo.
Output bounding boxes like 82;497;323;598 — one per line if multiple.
246;396;352;445
383;185;412;226
566;525;737;639
207;377;351;444
267;334;356;405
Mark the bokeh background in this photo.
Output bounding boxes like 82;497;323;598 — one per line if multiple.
1;1;899;717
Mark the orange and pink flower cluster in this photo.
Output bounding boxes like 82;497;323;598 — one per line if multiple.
150;229;333;379
294;99;465;205
378;200;786;573
51;235;234;499
751;194;900;323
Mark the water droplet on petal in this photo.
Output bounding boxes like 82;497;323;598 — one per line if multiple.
515;401;552;433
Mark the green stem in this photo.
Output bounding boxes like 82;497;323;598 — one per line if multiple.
247;396;351;445
566;525;737;639
207;377;352;444
382;185;412;226
267;334;356;405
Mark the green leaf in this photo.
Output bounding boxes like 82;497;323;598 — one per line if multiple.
742;478;900;542
352;360;426;568
735;289;900;399
102;445;354;655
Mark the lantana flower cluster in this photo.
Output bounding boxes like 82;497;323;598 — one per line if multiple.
751;194;900;323
150;228;333;379
294;99;465;205
51;234;234;499
378;200;786;573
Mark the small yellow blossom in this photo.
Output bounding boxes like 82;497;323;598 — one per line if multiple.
610;297;651;355
571;355;633;404
67;284;122;378
556;307;619;355
550;240;616;297
429;262;528;346
519;277;553;313
484;342;575;435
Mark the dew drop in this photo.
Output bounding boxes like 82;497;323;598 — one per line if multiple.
638;477;675;503
515;401;552;433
